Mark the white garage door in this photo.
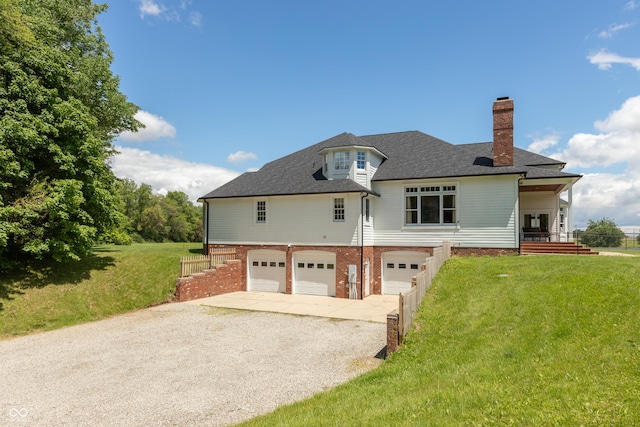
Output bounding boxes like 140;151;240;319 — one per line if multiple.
293;251;336;296
382;251;428;295
248;250;286;293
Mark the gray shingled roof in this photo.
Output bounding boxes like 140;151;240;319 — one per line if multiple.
200;133;378;199
200;131;580;199
459;142;565;167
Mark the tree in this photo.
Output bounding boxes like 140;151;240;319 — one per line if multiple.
0;0;139;262
580;218;625;248
113;179;201;243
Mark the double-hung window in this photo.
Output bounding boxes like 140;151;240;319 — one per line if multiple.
405;185;456;225
334;152;350;170
333;197;345;222
256;200;266;223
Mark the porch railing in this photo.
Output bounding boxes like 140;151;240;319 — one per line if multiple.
179;248;237;278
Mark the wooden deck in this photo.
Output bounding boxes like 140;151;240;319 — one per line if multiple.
520;242;599;255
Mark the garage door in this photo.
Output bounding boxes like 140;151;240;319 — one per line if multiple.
382;251;428;295
248;250;286;293
293;251;336;296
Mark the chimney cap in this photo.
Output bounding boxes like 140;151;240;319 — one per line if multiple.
496;96;510;101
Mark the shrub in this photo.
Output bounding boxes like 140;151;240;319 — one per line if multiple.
580;218;625;247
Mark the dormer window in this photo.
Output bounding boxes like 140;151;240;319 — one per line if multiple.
357;151;365;169
334;152;350;170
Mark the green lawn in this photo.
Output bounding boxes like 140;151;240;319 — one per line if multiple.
0;243;200;338
243;255;640;426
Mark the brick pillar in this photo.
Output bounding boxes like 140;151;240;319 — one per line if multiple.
493;97;514;167
386;310;400;355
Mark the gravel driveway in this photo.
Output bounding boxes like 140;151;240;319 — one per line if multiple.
0;302;386;426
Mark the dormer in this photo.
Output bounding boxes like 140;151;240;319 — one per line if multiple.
318;144;387;190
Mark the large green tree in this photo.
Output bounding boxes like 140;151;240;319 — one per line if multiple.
0;0;139;262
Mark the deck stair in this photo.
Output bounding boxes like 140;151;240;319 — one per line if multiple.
520;242;599;255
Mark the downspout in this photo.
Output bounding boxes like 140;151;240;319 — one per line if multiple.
360;192;366;300
204;199;210;255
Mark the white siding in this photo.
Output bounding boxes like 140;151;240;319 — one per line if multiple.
207;193;361;246
371;175;519;248
369;153;383;183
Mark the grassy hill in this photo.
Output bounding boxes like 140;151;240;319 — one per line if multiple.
243;255;640;426
0;243;200;338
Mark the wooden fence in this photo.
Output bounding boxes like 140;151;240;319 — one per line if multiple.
179;248;237;278
398;241;451;343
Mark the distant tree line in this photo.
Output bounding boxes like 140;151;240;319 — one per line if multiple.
103;179;202;245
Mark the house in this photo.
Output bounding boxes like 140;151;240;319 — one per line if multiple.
199;97;582;299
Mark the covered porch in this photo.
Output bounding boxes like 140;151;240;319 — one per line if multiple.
518;175;579;244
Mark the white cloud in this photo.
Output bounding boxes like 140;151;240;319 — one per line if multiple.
119;110;177;142
625;1;639;10
547;96;640;227
189;11;203;27
551;96;640;169
527;134;559;153
595;95;640;133
572;172;640;228
227;150;258;164
111;146;240;202
588;49;640;71
137;0;202;26
139;0;166;18
598;23;634;38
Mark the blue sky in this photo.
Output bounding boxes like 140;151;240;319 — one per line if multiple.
100;0;640;230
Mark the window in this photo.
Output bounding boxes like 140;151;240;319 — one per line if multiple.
333;197;345;222
334;152;350;170
357;151;365;169
365;198;370;222
256;200;266;223
405;185;457;225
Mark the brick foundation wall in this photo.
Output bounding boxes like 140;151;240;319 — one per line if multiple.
206;244;367;299
175;259;243;302
201;243;518;300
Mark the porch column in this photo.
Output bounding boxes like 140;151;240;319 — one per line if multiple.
567;182;574;242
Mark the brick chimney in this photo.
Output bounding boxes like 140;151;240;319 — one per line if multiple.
492;97;514;167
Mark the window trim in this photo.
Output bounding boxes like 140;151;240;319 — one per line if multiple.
333;197;346;222
334;151;350;171
356;151;366;170
403;184;458;226
255;199;267;224
365;198;371;223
